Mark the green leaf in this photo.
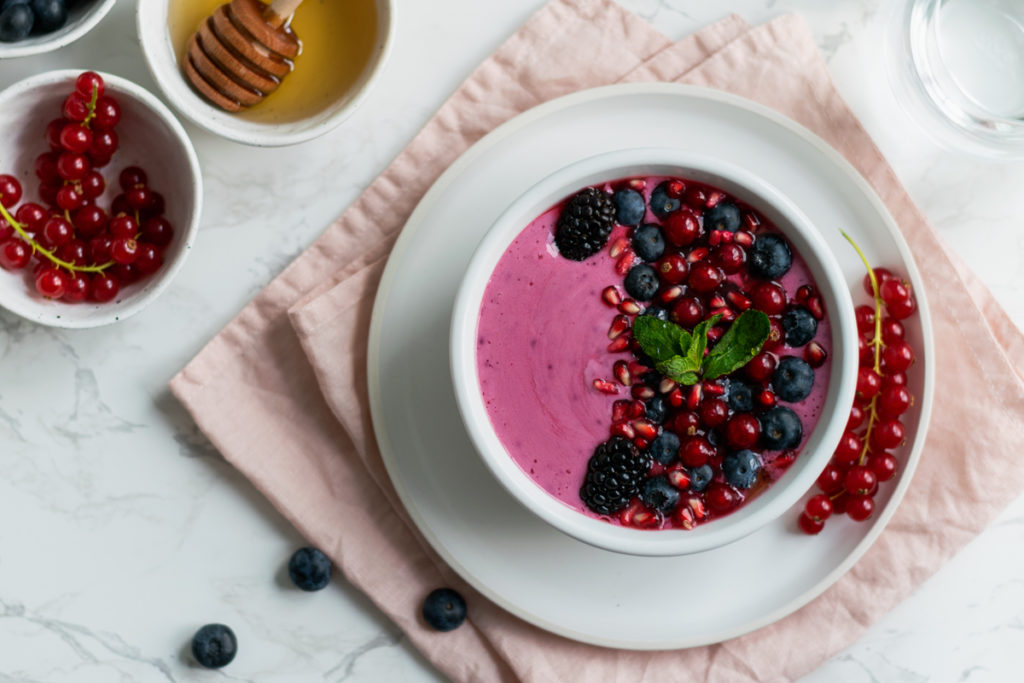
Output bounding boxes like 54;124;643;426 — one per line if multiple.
655;356;701;385
702;310;771;380
685;313;723;370
633;316;691;363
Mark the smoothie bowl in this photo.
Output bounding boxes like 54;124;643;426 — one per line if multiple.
451;149;858;556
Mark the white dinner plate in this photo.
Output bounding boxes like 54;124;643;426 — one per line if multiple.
366;83;934;649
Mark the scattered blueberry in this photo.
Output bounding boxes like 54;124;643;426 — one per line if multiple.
706;429;721;448
422;588;467;632
782;307;818;347
623;264;659;301
726;380;753;413
287;547;331;591
703;202;742;233
759;406;803;450
632;223;665;262
29;0;66;33
641;475;680;514
647;431;679;464
612;188;646;226
640;306;669;321
0;3;33;41
689;464;713;492
644;395;667;424
748;233;793;280
649;181;681;219
722;450;762;489
191;624;237;669
772;356;814;402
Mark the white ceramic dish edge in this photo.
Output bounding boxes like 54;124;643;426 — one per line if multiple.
0;0;116;60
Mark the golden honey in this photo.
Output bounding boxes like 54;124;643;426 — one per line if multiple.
169;0;378;123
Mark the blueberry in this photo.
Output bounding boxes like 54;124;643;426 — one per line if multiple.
703;201;742;233
422;588;467;632
624;264;659;301
649;182;681;219
689;464;713;492
782;307;817;347
641;475;680;514
640;306;669;321
191;624;237;669
772;356;814;402
748;233;792;280
632;223;665;262
647;431;679;464
726;380;753;413
722;450;762;489
644;396;667;424
287;547;331;591
29;0;65;33
612;188;646;226
758;406;803;450
0;3;32;40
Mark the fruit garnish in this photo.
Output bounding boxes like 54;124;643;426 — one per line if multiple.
422;588;467;632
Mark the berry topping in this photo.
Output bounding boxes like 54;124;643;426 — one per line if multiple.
649;181;681;218
725;380;754;413
631;223;665;262
580;437;651;515
640;305;669;321
0;3;33;42
647;431;679;465
781;307;818;346
758;406;803;450
422;588;467;632
702;201;742;233
722;450;761;489
191;624;237;669
747;233;793;280
287;547;332;591
623;264;659;301
612;188;645;226
640;476;680;514
663;210;700;246
688;464;713;492
554;187;616;261
772;356;814;402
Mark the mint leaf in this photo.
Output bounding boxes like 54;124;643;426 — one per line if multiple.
633;316;691;363
702;310;771;380
684;313;722;370
656;357;701;385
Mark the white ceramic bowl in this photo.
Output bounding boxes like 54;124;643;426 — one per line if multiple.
136;0;394;147
0;70;201;328
450;148;859;557
0;0;116;59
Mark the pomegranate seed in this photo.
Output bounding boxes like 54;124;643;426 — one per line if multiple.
613;360;632;386
708;230;722;247
707;327;724;343
667;388;684;407
687;496;708;521
742;212;761;231
601;286;621;307
804;341;828;368
807;295;825;320
618;299;642;315
612;400;631;422
686;383;703;410
673;505;696;530
631;509;659;529
627;400;647;419
631;384;656;400
706;190;725;208
632;419;658;440
608;336;631;352
658;377;677;394
709;294;727;309
610;421;635;440
687;247;709;263
658;285;684;304
634;437;651;450
666;180;685;198
710;307;735;322
757;389;776;407
615;250;636;275
667;466;690;489
608;315;630;339
609;237;630;258
628;360;650;376
628;178;646;191
702;381;725;396
795;285;815;304
734;230;754;247
726;291;751;311
593;379;619;395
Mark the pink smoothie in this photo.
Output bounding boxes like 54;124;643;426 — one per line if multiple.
475;177;832;523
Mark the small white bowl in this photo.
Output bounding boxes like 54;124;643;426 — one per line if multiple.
0;0;116;60
137;0;394;147
451;148;859;557
0;70;202;328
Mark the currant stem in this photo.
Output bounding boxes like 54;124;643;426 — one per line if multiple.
0;201;112;274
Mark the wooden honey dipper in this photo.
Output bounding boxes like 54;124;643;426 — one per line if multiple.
184;0;304;112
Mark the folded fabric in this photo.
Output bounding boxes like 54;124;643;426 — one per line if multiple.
171;1;1024;680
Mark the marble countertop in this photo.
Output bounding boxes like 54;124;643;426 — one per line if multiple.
2;0;1023;680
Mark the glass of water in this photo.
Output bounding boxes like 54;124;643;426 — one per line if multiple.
888;0;1024;158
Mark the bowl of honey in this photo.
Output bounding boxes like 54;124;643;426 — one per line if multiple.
137;0;393;147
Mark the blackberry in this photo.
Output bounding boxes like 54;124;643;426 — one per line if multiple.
580;437;651;515
554;187;616;261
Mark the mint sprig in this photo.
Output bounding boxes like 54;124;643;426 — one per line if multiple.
633;310;770;386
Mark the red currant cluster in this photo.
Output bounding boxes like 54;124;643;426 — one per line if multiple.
799;244;918;534
0;71;173;303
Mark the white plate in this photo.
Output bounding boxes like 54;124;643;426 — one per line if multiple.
367;83;934;649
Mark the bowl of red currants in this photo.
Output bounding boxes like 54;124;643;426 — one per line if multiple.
0;0;117;60
0;69;201;327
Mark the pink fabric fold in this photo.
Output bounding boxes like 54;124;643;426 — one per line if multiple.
171;2;1024;681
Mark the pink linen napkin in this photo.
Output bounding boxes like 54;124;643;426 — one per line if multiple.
171;1;1024;680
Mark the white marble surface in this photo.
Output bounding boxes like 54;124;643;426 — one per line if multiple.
1;0;1023;680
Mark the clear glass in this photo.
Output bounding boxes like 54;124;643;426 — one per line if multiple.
887;0;1024;159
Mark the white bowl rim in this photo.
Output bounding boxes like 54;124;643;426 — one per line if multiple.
0;0;117;60
450;147;859;557
0;69;202;329
135;0;395;147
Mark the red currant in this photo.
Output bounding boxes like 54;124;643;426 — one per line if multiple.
880;317;905;344
56;185;84;211
114;262;139;284
0;239;31;269
41;216;72;247
656;253;688;284
57;152;90;181
886;295;916;320
724;413;759;449
684;186;707;210
668;411;700;436
0;174;21;207
80;170;105;199
59;123;92;154
876;384;912;418
879;278;910;308
856;367;882;401
867;452;898;482
92;96;121;129
844;466;877;496
816;464;845;494
854;304;875;333
119;166;148;190
90;273;120;302
752;282;786;315
109;213;139;239
35;152;60;183
62;273;90;302
88;129;118;160
75;71;105;99
863;267;894;296
57;239;88;266
72;205;109;238
846;494;874;521
45;118;66;151
833;430;863;465
141;192;165;218
870;420;905;450
799;512;825;535
15;202;47;231
805;494;833;521
110;237;140;265
63;92;90;122
89;235;113;263
134;243;162;275
882;340;915;373
35;268;67;298
846;403;865;430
